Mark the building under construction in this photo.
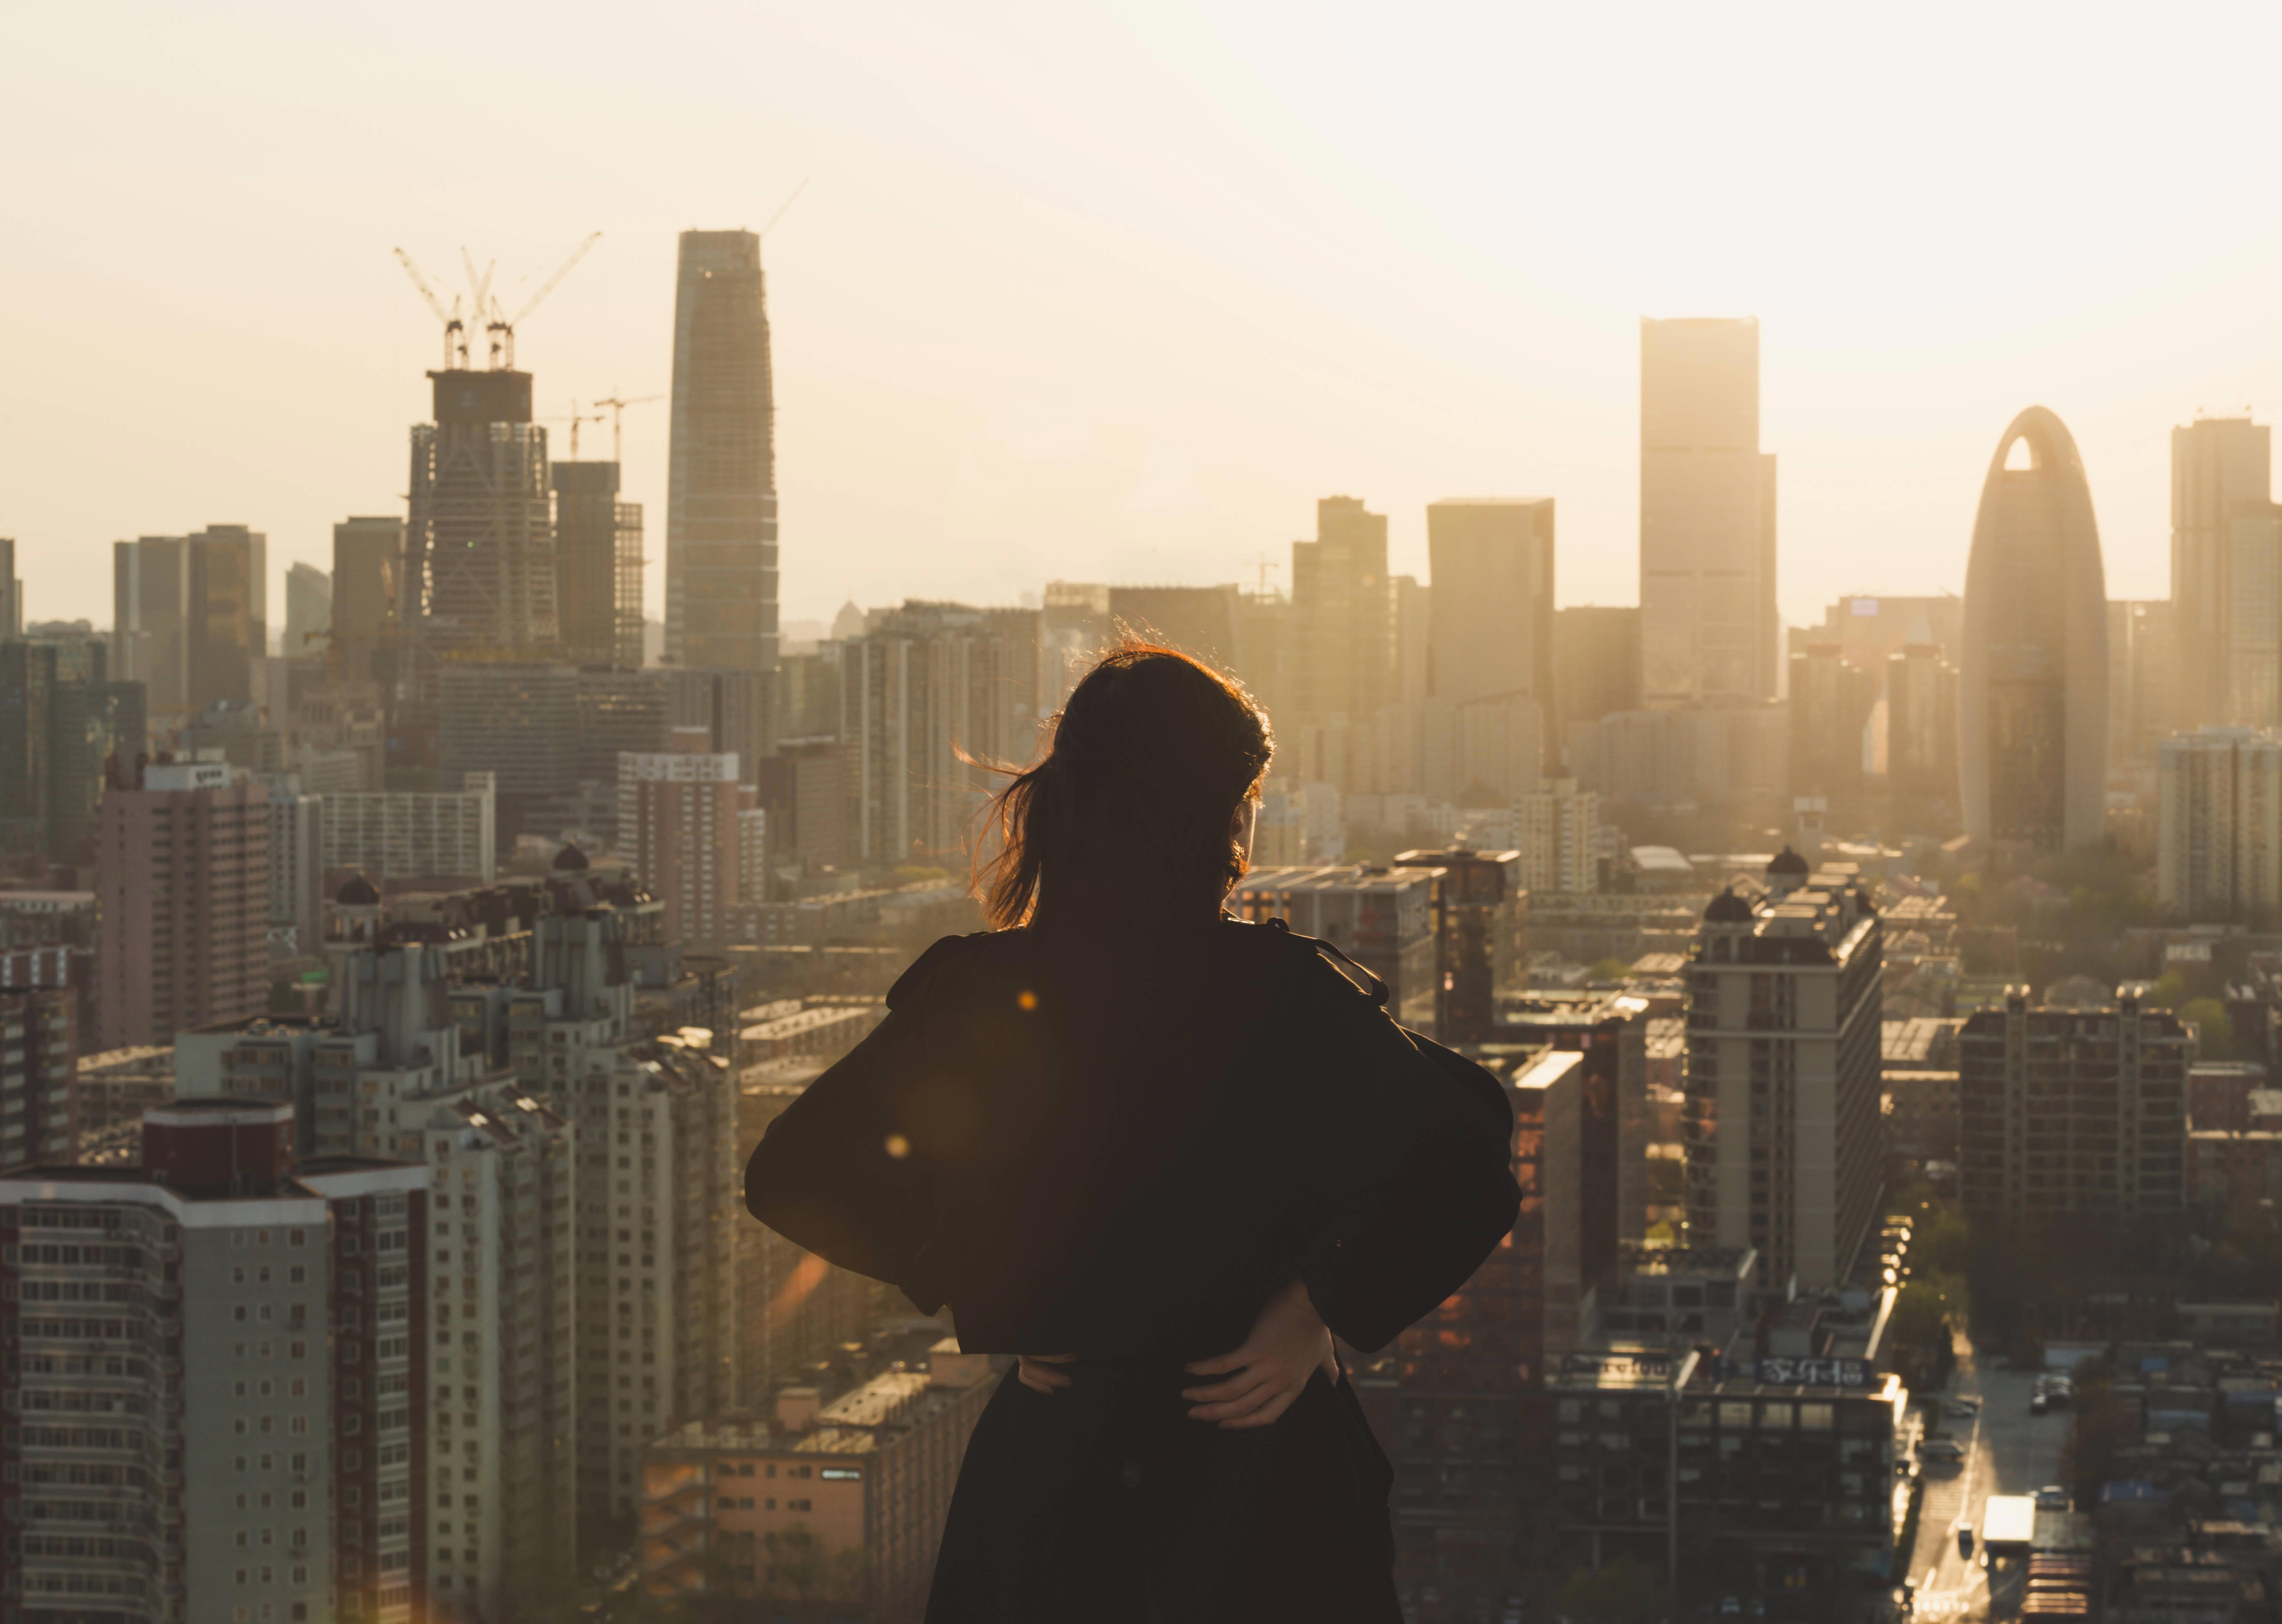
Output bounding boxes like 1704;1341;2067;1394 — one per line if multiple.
406;368;558;659
553;459;644;667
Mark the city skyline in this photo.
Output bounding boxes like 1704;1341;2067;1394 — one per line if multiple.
14;7;2282;632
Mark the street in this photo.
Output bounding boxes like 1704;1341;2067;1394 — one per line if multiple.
1901;1340;2069;1621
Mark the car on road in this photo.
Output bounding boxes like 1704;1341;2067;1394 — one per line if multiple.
1957;1524;1976;1559
2031;1392;2048;1415
1945;1398;1980;1417
2036;1486;2070;1510
1918;1438;1965;1464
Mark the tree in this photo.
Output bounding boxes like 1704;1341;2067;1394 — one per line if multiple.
2181;997;2234;1060
1590;957;1635;983
1552;1559;1669;1624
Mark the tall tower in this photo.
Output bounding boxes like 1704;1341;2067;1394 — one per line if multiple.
666;229;778;673
1960;407;2111;852
1426;497;1556;793
1639;317;1777;708
554;460;645;667
406;368;557;658
2170;416;2275;728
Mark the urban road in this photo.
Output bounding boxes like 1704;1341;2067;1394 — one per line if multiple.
1902;1338;2068;1622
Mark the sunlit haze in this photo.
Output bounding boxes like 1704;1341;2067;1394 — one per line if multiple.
10;3;2282;624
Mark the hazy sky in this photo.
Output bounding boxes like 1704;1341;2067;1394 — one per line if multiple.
11;2;2282;636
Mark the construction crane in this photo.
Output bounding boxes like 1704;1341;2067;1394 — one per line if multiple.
392;248;468;369
591;392;664;463
539;401;609;459
761;178;809;239
483;231;602;370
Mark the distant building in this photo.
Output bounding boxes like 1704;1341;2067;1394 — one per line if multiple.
620;728;750;945
185;523;268;710
0;986;75;1165
0;640;137;862
1515;777;1601;894
554;459;645;667
1640;318;1777;707
1687;852;1883;1291
2171;415;2275;730
1494;989;1651;1286
1959;988;2189;1217
0;1099;431;1624
1231;865;1442;1036
1287;496;1396;787
1553;605;1640;743
2110;599;2179;769
331;516;405;687
409;369;557;655
1394;846;1527;1043
438;662;580;827
1426;497;1557;797
2157;727;2282;919
320;772;498;885
112;534;192;714
1565;705;1789;807
0;536;18;636
1886;639;1959;800
667;666;774;788
283;560;332;662
638;1343;998;1618
96;759;271;1048
1960;408;2110;852
266;777;324;955
667;229;778;673
1788;642;1875;797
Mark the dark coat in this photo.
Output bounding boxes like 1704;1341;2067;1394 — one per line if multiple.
744;916;1521;1623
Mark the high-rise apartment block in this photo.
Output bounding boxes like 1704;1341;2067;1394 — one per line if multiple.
409;370;556;657
2171;415;2275;728
840;602;1040;865
1514;777;1600;895
666;230;778;673
0;1099;432;1624
1425;498;1555;800
1640;318;1777;708
1495;991;1651;1289
96;760;271;1049
0;985;75;1165
619;729;750;945
1960;408;2110;852
1959;989;2189;1217
321;772;499;886
2157;728;2282;920
332;517;405;689
267;777;325;955
554;461;645;668
1886;639;1959;800
1686;852;1882;1292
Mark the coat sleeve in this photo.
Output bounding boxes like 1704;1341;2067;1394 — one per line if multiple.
741;937;964;1309
1279;952;1521;1355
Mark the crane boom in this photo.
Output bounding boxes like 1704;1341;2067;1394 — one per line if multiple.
592;392;664;463
761;178;809;239
509;232;602;327
393;248;466;369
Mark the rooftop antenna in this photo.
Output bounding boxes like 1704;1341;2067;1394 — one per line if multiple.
392;248;468;369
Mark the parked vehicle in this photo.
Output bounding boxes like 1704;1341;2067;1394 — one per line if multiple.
1919;1438;1965;1464
1945;1398;1980;1418
1958;1524;1976;1559
2035;1486;2070;1510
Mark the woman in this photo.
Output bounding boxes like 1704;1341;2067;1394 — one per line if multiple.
745;642;1521;1623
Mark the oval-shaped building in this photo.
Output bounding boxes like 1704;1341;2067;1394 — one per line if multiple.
1960;407;2110;852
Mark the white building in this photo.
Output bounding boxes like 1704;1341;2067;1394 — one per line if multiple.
2157;726;2282;919
266;778;325;957
321;771;497;884
1685;851;1883;1292
1514;777;1600;894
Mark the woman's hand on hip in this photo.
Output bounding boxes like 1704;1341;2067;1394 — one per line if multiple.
1017;1353;1076;1395
1181;1278;1336;1430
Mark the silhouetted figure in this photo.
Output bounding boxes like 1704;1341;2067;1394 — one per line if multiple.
747;642;1519;1623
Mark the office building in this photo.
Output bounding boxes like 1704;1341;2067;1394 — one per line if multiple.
1514;777;1601;894
320;772;498;886
112;535;191;714
0;537;19;636
267;777;324;955
1886;639;1958;800
2157;728;2282;920
1358;1047;1581;1622
1108;583;1244;672
1392;846;1527;1043
1787;643;1875;797
1231;865;1442;1036
1640;318;1777;707
2110;599;2179;769
755;741;849;871
438;662;579;825
0;1099;431;1624
1426;497;1556;798
409;368;557;656
666;229;779;673
1960;407;2111;852
1959;988;2189;1216
186;524;268;710
1496;990;1651;1288
1553;605;1640;743
576;668;673;789
668;666;775;788
639;1343;997;1617
2171;416;2275;728
840;602;1040;865
95;760;271;1049
284;561;331;663
1686;852;1882;1292
332;516;405;687
619;728;749;945
1287;496;1396;785
554;460;645;667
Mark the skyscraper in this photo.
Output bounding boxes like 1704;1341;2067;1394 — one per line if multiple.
1960;407;2111;852
2156;727;2282;920
1287;496;1395;785
666;230;778;673
1551;604;1640;744
2170;415;2273;727
0;536;19;636
554;460;645;667
113;534;191;714
1426;498;1555;798
283;559;331;663
1640;318;1777;708
186;523;267;709
408;369;557;656
332;515;404;687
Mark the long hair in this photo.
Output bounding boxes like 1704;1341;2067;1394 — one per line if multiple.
974;639;1273;929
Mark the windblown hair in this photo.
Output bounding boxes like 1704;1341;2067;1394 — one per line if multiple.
975;640;1273;930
